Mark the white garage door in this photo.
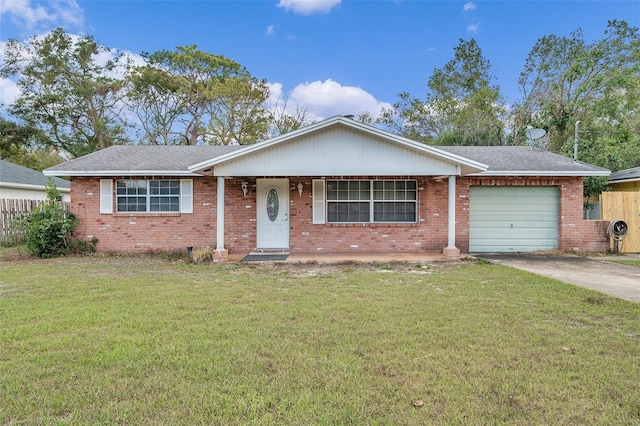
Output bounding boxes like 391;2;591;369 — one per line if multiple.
469;186;558;253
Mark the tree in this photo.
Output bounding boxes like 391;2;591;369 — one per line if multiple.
265;97;311;138
377;92;439;144
127;66;186;145
0;117;63;170
515;20;640;151
378;39;506;145
2;28;131;158
128;45;270;145
205;76;270;145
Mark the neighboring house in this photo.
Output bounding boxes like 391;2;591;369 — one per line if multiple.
608;166;640;191
0;159;70;202
44;116;611;260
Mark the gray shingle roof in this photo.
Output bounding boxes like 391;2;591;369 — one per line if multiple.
609;166;640;183
1;159;70;189
438;146;610;175
43;144;609;177
45;145;242;175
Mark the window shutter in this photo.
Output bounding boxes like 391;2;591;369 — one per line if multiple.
180;179;193;214
312;179;325;224
100;179;113;214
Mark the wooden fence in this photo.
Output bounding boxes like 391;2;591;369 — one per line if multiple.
600;191;640;253
0;198;71;246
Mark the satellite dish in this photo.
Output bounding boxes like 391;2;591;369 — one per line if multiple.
525;128;548;151
526;128;546;140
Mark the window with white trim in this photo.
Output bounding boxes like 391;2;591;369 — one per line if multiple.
325;180;417;223
115;180;188;213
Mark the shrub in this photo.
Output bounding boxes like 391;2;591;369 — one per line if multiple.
11;180;96;258
191;248;213;264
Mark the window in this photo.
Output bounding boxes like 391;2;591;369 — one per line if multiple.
109;179;192;213
324;180;417;223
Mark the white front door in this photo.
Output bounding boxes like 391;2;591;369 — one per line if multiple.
256;179;290;250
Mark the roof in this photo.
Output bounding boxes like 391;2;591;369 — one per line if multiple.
44;145;242;177
43;118;610;178
438;146;610;176
1;159;70;191
609;166;640;183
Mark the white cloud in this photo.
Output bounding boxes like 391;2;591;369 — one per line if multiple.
462;2;476;12
467;23;480;34
266;25;275;36
271;79;391;122
277;0;341;15
0;0;83;31
0;77;20;108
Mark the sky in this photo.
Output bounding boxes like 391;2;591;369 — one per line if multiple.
1;0;639;122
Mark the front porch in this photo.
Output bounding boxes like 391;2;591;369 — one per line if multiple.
227;251;461;263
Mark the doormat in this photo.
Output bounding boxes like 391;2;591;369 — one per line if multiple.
242;252;290;262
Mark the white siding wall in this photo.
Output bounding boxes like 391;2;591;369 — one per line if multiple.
0;186;71;202
214;127;460;176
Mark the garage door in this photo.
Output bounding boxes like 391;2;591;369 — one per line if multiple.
469;186;558;253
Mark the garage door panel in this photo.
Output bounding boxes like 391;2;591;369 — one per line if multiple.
471;227;558;237
471;211;557;221
469;187;558;253
470;241;558;253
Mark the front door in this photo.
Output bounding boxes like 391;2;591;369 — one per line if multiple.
256;179;290;250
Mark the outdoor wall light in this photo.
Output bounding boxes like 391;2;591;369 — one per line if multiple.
297;182;303;198
241;181;248;197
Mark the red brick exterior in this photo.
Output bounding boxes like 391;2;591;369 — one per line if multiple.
70;175;609;255
70;177;219;253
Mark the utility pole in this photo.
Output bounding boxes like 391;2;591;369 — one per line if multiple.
574;121;581;161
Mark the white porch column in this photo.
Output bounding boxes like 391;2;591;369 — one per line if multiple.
447;175;456;247
216;176;225;249
214;176;228;261
443;175;460;261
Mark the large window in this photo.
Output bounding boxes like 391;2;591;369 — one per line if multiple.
116;180;180;212
325;180;417;223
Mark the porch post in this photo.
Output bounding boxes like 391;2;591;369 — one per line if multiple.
443;175;461;261
214;176;229;262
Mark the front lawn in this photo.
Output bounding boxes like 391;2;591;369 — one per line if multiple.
1;257;638;425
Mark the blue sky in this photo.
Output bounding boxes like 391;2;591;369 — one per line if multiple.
1;0;639;121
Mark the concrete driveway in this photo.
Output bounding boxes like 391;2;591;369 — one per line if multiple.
478;254;640;302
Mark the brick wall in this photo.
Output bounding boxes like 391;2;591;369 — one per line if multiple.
225;178;257;252
70;175;609;254
70;176;219;253
289;177;449;253
579;220;610;252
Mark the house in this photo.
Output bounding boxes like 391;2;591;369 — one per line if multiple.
0;159;70;202
609;166;640;191
43;116;611;260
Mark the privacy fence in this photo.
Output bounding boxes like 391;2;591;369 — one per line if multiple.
0;198;71;246
600;191;640;253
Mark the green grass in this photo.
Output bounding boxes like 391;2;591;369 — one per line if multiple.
607;259;640;267
1;257;639;425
